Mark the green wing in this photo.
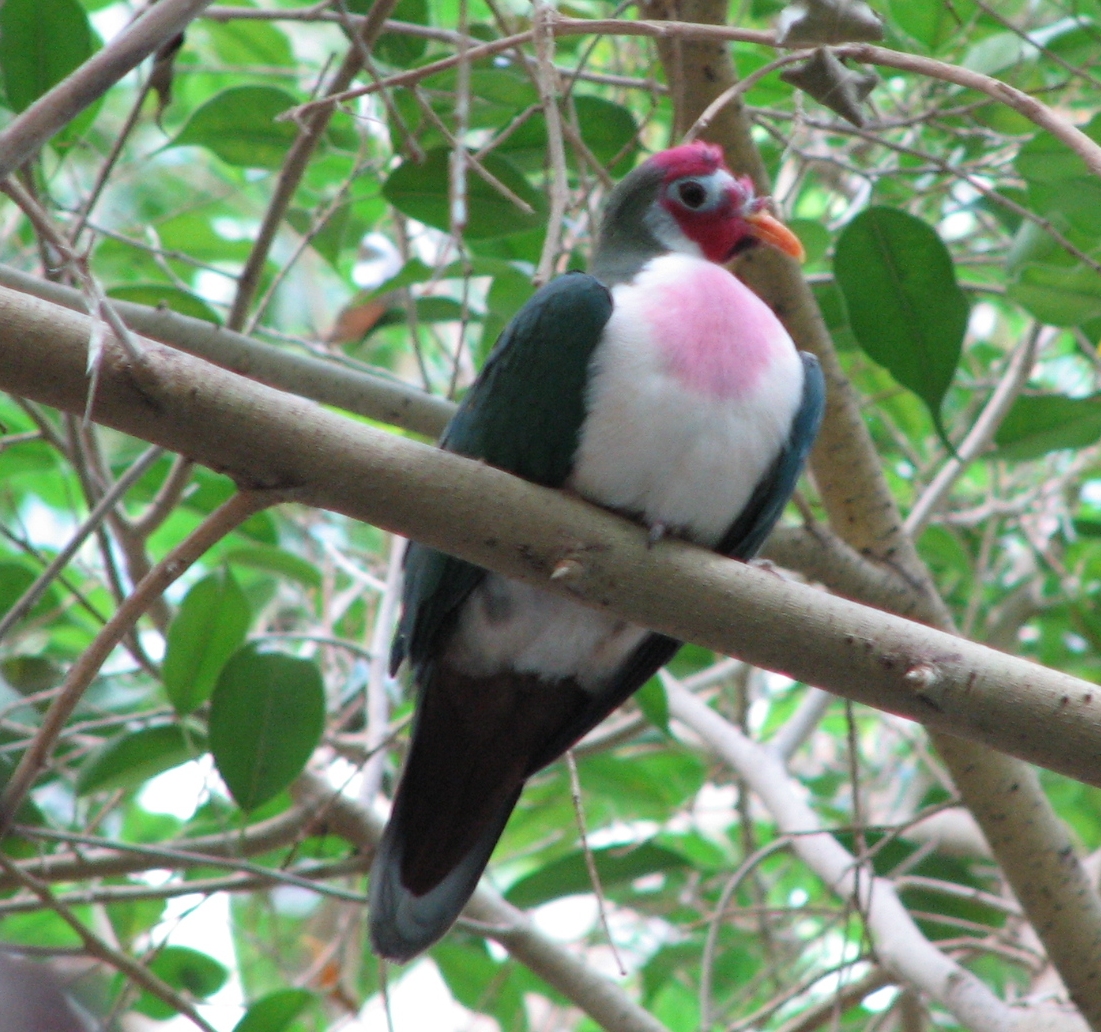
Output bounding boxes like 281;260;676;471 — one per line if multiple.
391;272;614;673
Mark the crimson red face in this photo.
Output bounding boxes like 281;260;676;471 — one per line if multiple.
651;142;805;263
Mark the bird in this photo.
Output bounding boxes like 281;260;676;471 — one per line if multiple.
369;141;825;962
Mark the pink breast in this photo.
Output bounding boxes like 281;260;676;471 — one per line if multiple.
642;262;785;400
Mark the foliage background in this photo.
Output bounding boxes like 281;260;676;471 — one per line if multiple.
1;0;1101;1030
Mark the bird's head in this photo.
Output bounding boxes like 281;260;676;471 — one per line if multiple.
592;141;804;284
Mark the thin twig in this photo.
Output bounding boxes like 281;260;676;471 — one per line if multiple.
683;52;809;143
905;324;1041;537
566;750;627;977
699;836;792;1029
533;0;570;286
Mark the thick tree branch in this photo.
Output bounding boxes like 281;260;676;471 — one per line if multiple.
4;288;1101;790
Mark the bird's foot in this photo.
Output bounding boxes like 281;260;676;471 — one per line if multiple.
646;522;668;549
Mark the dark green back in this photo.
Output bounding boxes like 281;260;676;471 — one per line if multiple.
391;273;614;673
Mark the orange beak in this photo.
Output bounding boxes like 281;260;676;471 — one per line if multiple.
745;209;806;262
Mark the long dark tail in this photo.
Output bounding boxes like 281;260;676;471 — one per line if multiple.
368;662;590;961
368;780;522;962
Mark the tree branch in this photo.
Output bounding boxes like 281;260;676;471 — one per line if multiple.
4;287;1101;789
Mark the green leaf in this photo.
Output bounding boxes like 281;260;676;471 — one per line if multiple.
995;393;1101;461
0;655;63;695
233;989;314;1032
573;95;640;171
383;147;546;239
1015;116;1101;239
635;677;670;735
1008;263;1101;326
1016;114;1101;185
0;0;93;113
506;841;690;908
286;204;360;268
170;86;299;169
375;0;429;66
225;546;322;591
206;19;294;68
500;95;640;174
433;942;528;1029
888;0;971;51
209;646;325;811
76;724;204;796
789;219;831;266
834;207;969;445
107;284;222;325
137;946;227;1019
1006;222;1101;326
0;561;59;620
1074;518;1101;539
164;569;252;715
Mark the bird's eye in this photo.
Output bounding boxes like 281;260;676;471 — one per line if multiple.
677;180;708;209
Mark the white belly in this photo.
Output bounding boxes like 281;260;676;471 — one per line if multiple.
571;252;805;546
446;253;804;687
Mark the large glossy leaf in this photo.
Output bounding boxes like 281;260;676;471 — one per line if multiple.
0;0;93;112
170;86;299;169
383;147;546;239
233;989;314;1032
209;646;325;811
506;841;690;907
163;569;251;715
75;725;204;796
834;206;969;443
995;394;1101;461
137;946;228;1019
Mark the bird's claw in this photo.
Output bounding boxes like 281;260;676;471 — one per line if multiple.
646;522;668;549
